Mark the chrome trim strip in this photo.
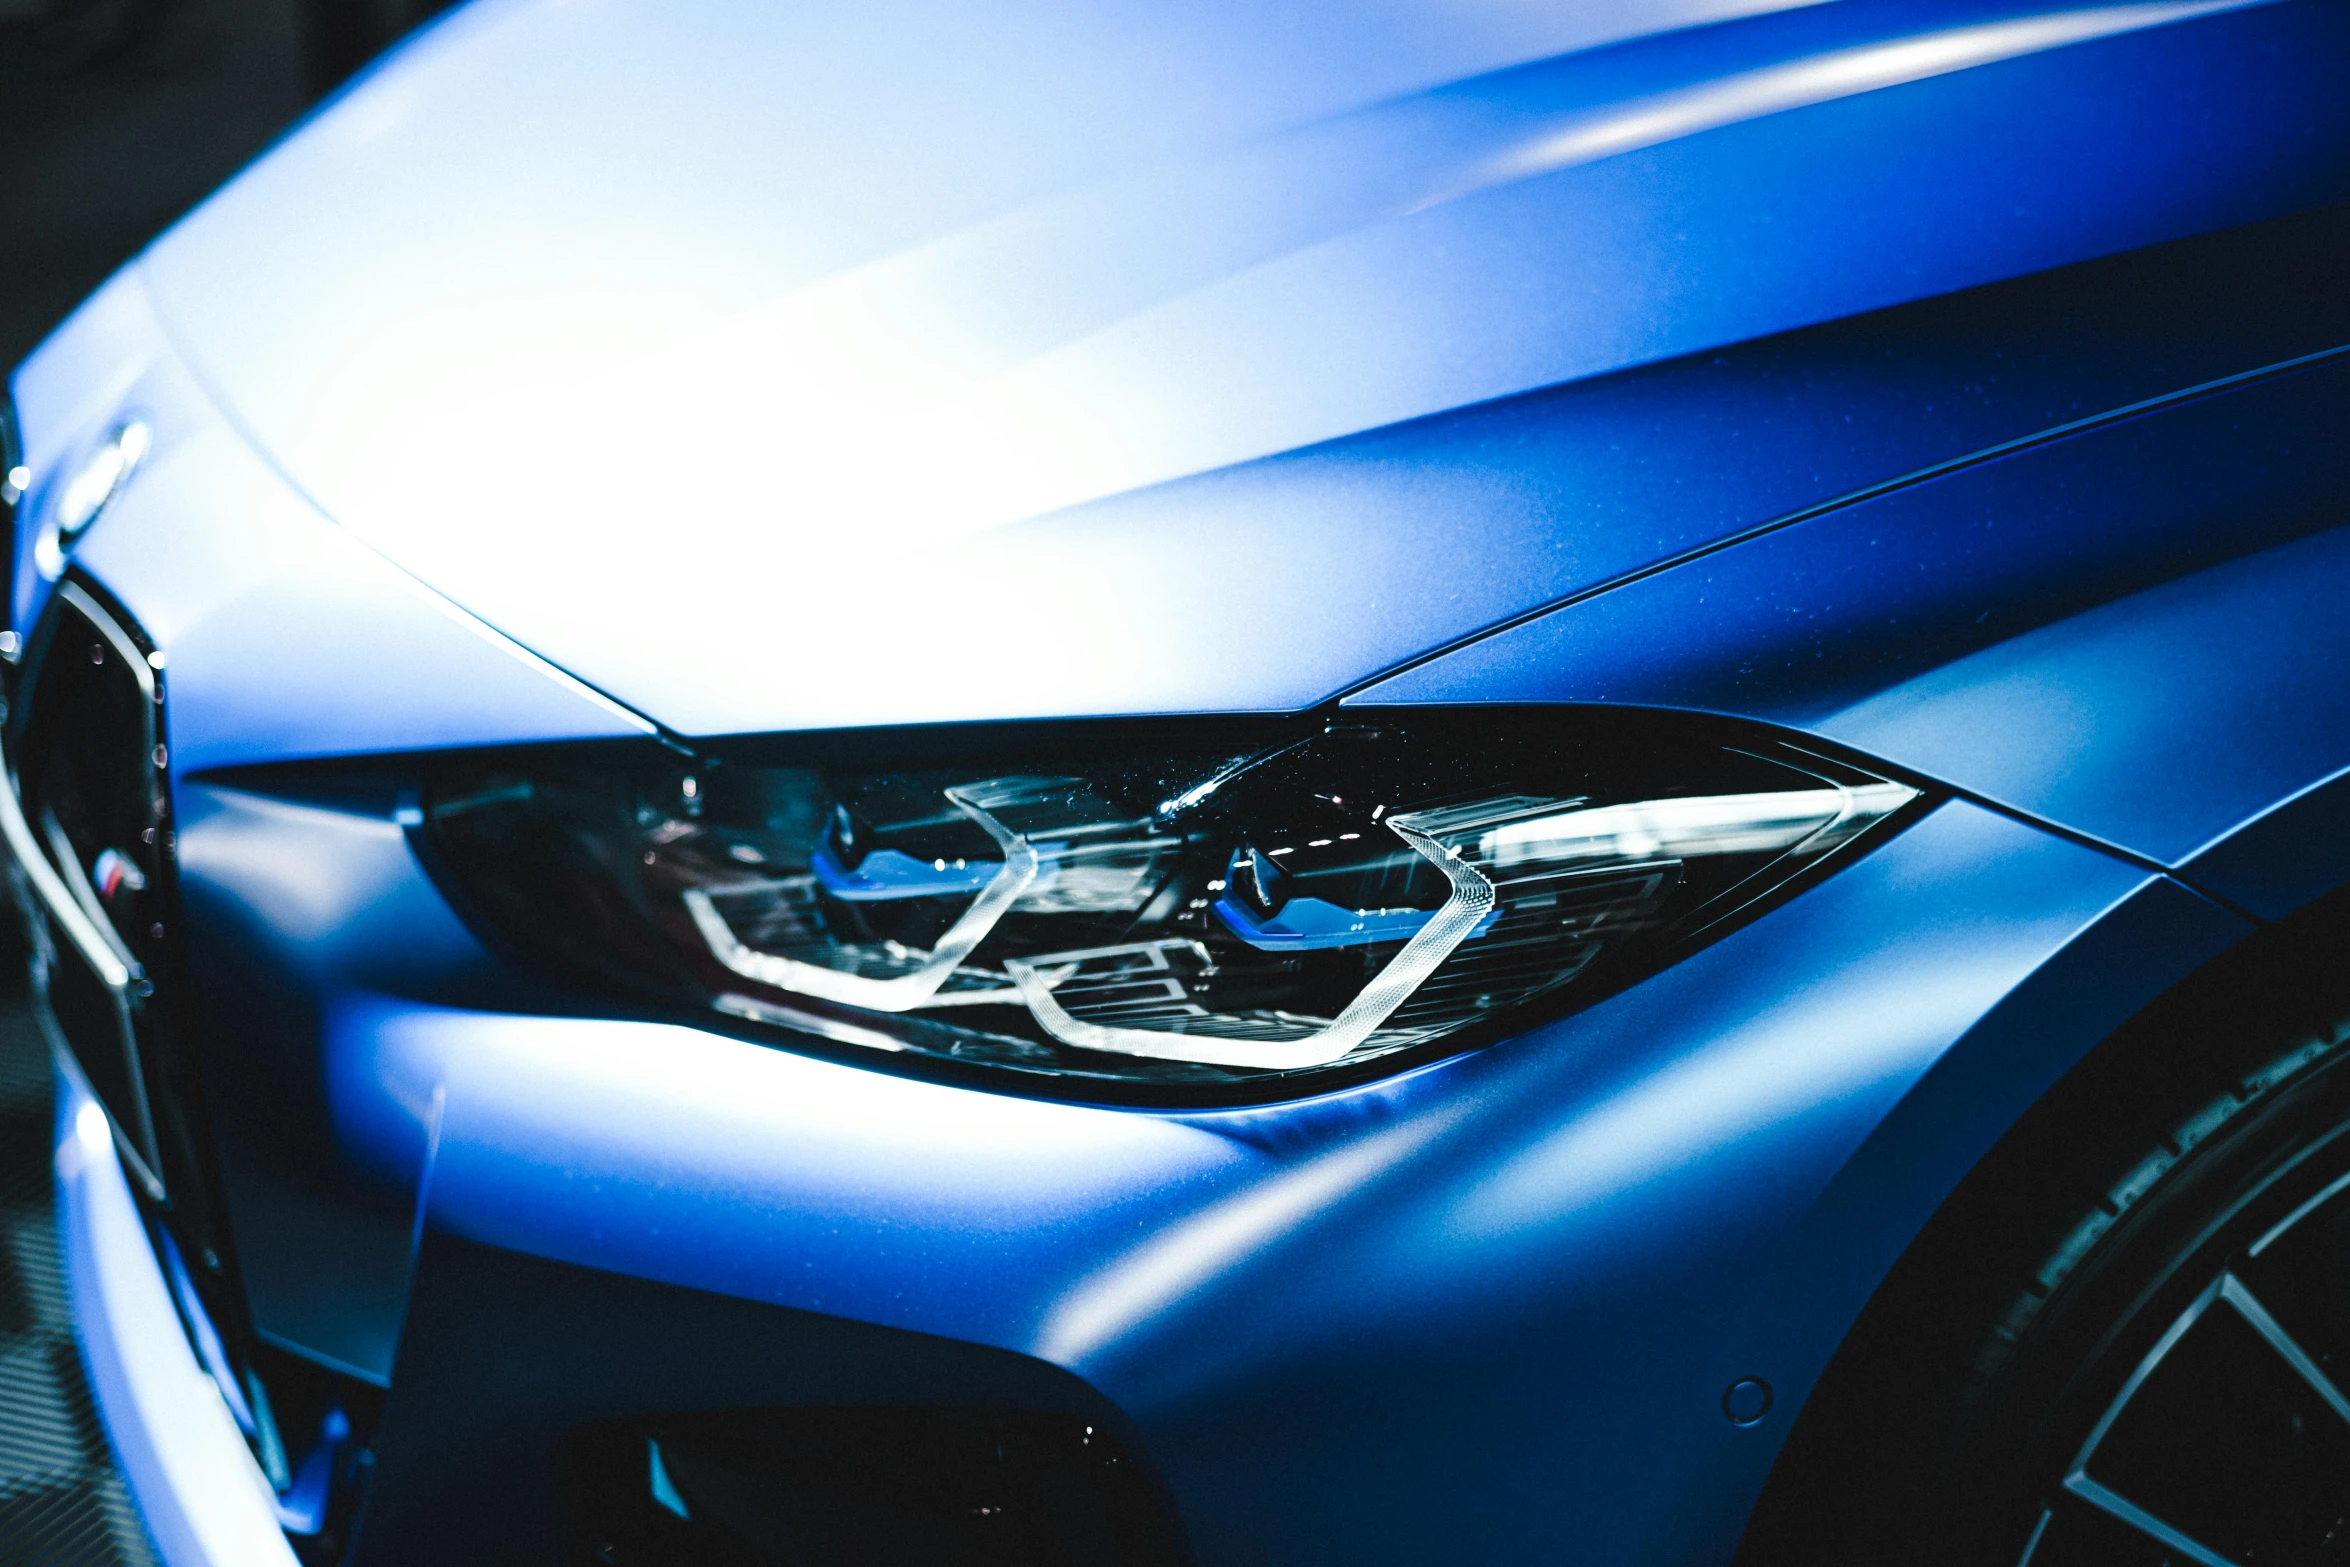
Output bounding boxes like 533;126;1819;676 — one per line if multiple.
2;581;167;1196
59;579;158;705
1;739;133;993
40;807;136;971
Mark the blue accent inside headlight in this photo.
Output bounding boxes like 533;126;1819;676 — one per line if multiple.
811;843;1004;901
424;712;1921;1090
1211;892;1499;952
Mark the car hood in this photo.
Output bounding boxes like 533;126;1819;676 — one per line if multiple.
134;0;2346;736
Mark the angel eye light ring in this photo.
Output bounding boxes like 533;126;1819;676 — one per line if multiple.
423;716;1924;1089
670;777;1911;1074
679;787;1504;1066
1001;809;1499;1072
683;780;1040;1012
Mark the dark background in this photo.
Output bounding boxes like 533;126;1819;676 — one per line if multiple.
1;0;453;373
2;5;442;1558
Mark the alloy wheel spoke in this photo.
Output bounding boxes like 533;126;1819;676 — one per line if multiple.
2060;1474;2237;1567
2047;1268;2350;1567
2215;1274;2350;1429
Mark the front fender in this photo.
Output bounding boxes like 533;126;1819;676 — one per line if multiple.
1356;348;2350;922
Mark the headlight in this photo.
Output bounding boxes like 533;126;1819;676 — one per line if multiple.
425;713;1918;1090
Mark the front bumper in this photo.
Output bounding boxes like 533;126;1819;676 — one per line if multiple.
53;1062;296;1567
119;780;2245;1565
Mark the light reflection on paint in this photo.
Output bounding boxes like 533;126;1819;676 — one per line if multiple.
1456;1;2258;202
234;1;2269;740
1036;1104;1469;1365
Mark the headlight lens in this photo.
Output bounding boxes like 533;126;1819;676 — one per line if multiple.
427;713;1918;1089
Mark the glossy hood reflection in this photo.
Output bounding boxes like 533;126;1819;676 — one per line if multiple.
127;0;2333;734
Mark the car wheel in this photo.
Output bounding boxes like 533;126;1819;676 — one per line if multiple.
1959;1013;2350;1564
1744;917;2350;1567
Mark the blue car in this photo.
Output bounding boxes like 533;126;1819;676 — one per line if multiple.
9;0;2350;1561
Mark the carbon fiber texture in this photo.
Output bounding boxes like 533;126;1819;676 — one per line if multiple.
0;944;156;1567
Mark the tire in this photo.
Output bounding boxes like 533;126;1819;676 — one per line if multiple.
1742;908;2350;1567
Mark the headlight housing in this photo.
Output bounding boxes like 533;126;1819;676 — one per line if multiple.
426;712;1919;1092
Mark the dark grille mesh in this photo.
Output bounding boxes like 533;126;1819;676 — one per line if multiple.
0;925;157;1567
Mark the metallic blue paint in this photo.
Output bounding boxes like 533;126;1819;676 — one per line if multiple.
13;278;649;773
172;791;2241;1563
10;0;2350;1561
1100;819;2239;1567
64;0;2350;735
1357;357;2350;912
173;779;530;1384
